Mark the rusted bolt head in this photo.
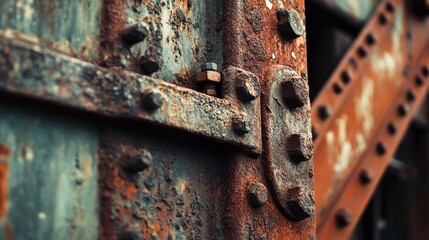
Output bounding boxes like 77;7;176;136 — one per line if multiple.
122;151;152;173
397;104;408;117
236;72;260;102
386;1;395;12
387;122;397;135
357;46;367;58
200;62;218;71
141;88;165;111
247;182;268;208
341;70;351;84
120;21;149;46
379;13;388;24
406;90;416;102
277;9;305;40
232;115;251;135
336;209;352;228
287;134;313;163
365;33;376;46
333;83;343;94
286;186;315;221
359;169;373;185
318;105;331;121
196;70;221;84
139;55;160;75
422;65;429;77
415;75;424;86
376;142;387;156
282;76;309;109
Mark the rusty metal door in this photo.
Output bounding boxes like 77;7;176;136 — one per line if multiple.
0;0;315;239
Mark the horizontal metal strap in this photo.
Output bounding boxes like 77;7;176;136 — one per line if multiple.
0;31;261;155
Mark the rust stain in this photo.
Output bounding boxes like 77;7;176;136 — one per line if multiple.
0;143;11;219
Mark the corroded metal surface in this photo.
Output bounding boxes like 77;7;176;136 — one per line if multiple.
312;0;429;238
0;31;261;154
0;103;98;239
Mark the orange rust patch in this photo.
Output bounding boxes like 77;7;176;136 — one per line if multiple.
0;144;10;218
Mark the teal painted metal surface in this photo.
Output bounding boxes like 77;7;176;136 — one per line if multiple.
0;103;98;240
0;0;100;60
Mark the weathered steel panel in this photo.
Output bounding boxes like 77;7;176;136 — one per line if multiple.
0;103;98;239
0;0;101;60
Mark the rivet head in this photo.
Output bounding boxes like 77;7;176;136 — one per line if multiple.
406;90;416;102
318;105;331;121
386;1;395;12
397;104;408;117
387;122;397;135
422;65;429;77
247;182;268;208
282;76;309;109
365;33;376;46
336;209;352;228
415;75;424;86
379;13;388;24
232;114;251;135
341;70;351;84
236;72;260;102
141;88;165;111
286;186;315;221
139;55;161;75
120;21;149;46
359;169;373;185
311;126;319;140
333;83;343;94
357;46;367;58
277;9;305;40
287;134;313;163
376;142;387;156
122;151;153;173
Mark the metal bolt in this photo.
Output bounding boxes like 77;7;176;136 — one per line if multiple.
120;22;149;46
376;142;387;156
333;83;343;94
277;9;305;40
341;70;351;84
121;151;153;173
286;134;313;163
359;169;373;185
141;88;165;111
138;55;160;75
336;209;352;228
397;104;408;117
365;33;376;46
286;186;315;221
232;115;251;135
406;90;416;102
318;105;331;121
357;46;367;58
415;75;424;86
387;122;397;135
282;75;309;109
196;63;221;97
386;1;395;12
236;72;261;102
247;182;268;208
379;13;388;25
422;65;429;77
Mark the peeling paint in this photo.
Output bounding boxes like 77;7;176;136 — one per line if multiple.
265;0;273;10
354;78;374;137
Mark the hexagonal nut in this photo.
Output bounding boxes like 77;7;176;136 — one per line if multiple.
286;186;315;221
247;182;268;208
200;62;218;71
286;134;313;163
196;70;221;84
236;72;260;102
277;9;305;40
282;76;309;109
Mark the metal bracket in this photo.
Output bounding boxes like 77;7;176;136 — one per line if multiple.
262;65;315;221
0;31;261;155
